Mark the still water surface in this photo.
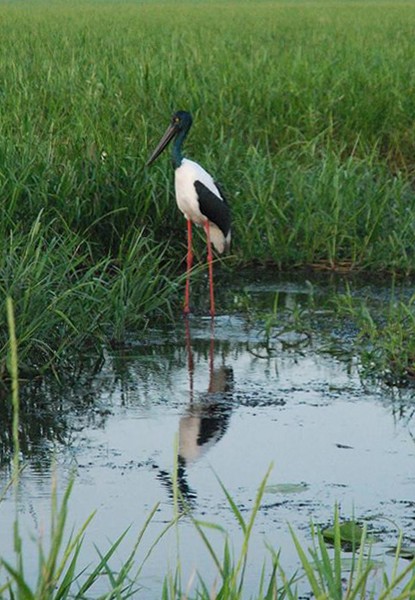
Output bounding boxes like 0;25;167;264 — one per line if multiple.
1;274;414;596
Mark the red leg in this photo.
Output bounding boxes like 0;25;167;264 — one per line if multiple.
204;221;215;318
184;219;192;314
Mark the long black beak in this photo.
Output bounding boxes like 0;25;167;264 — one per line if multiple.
146;122;178;166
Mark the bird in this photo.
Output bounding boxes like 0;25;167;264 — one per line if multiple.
146;110;231;317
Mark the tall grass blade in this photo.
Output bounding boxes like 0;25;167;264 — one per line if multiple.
6;297;19;479
290;525;323;598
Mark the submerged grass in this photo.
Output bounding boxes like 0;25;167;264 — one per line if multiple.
332;286;415;386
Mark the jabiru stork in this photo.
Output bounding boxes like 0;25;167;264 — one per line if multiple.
146;111;231;317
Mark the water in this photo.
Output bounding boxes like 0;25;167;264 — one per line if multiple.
1;273;415;596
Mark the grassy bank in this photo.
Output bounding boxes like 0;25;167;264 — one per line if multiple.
2;0;415;372
1;0;415;267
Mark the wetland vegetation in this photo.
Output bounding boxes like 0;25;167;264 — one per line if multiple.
1;0;415;374
1;0;415;597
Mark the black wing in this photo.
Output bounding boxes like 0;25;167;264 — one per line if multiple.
194;180;231;237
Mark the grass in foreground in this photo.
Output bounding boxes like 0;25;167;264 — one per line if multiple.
2;469;415;599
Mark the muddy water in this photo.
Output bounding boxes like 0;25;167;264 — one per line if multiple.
1;274;415;596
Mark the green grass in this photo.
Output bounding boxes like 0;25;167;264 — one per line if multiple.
3;3;415;591
332;286;415;385
2;0;415;372
3;467;415;599
1;0;415;264
0;213;176;377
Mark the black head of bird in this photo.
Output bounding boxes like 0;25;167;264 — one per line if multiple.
146;110;193;168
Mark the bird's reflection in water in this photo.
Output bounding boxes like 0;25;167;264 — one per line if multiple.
157;319;234;508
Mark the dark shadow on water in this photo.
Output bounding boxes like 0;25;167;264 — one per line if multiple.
0;356;110;471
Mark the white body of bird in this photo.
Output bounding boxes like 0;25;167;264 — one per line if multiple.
175;158;231;254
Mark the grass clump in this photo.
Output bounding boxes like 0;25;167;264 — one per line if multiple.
290;508;415;600
1;473;171;599
237;153;415;271
333;287;415;386
0;213;175;379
